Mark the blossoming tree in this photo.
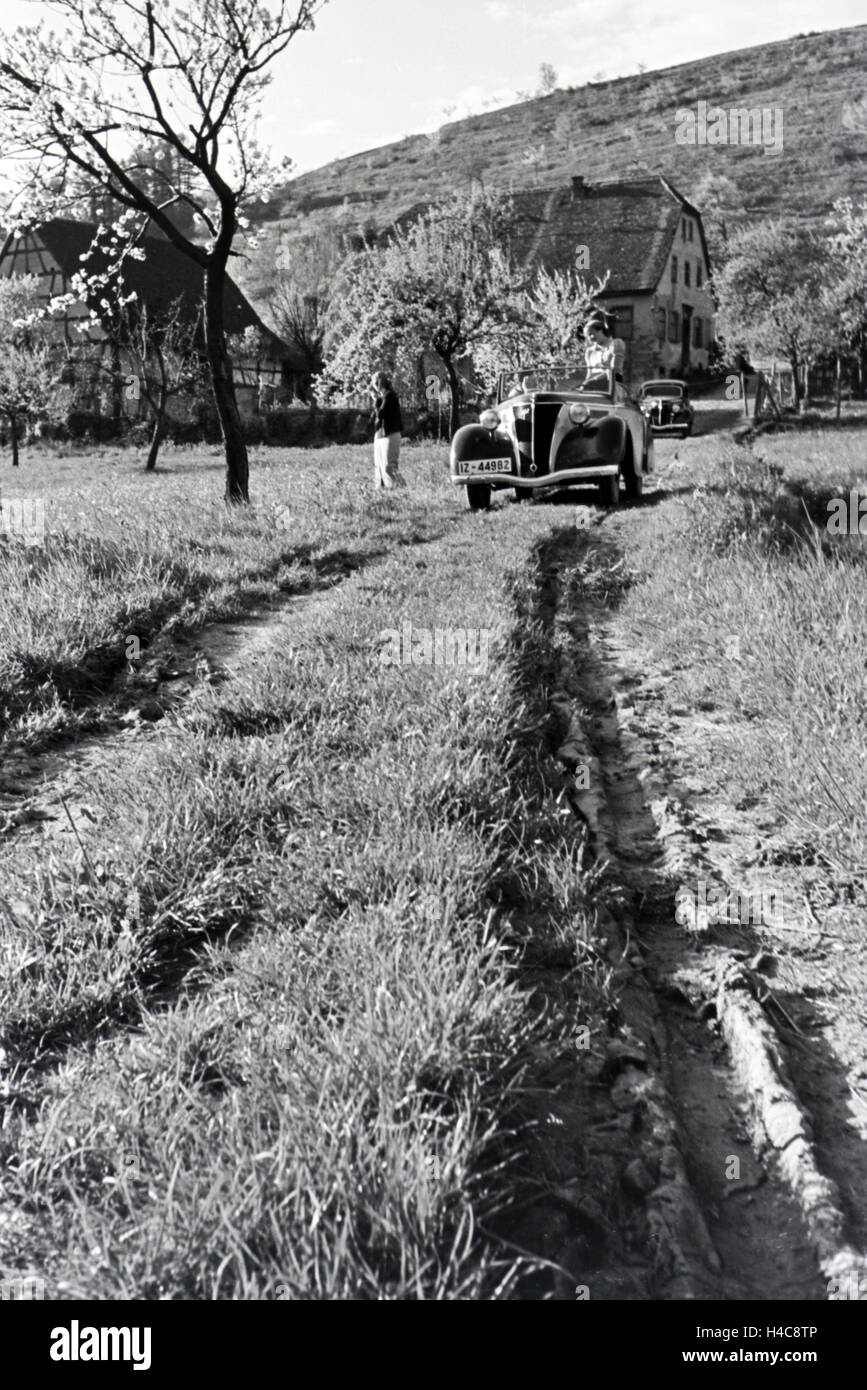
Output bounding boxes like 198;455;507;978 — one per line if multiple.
0;276;69;465
0;0;325;502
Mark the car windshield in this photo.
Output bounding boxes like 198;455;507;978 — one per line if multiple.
643;384;683;399
501;365;611;398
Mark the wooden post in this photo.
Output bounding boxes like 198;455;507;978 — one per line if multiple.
752;375;764;419
739;370;748;417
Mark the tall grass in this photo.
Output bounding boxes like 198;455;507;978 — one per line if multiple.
619;435;867;881
0;478;604;1300
0;443;455;746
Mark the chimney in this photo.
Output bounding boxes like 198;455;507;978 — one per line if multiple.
571;175;586;199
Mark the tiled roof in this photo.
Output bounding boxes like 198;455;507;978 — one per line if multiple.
509;176;702;294
393;175;709;296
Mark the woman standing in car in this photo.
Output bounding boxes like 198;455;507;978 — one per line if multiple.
583;312;627;398
369;372;406;490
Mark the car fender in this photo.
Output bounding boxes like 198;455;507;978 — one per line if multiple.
591;412;628;463
624;411;651;471
450;424;514;473
547;408;626;471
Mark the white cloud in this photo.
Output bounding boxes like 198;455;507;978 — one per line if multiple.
533;3;592;29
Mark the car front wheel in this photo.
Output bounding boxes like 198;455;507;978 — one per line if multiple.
625;470;644;499
466;483;491;512
598;472;619;507
622;445;643;500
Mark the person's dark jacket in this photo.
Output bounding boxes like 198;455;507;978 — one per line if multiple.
371;389;403;437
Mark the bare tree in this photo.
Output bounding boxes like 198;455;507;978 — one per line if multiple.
266;227;346;388
127;299;210;470
0;0;326;503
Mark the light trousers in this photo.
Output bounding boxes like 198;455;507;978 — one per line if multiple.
374;432;405;488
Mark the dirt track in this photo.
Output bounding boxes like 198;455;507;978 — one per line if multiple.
508;433;867;1299
2;427;866;1300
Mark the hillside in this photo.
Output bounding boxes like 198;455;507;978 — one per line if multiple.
237;22;867;308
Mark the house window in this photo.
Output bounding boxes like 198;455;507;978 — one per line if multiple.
681;218;686;239
668;310;680;343
653;306;666;340
608;304;634;340
670;255;677;283
688;222;694;242
684;261;691;287
693;317;703;348
697;263;703;288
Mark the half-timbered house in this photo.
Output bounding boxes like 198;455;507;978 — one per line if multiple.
0;219;306;418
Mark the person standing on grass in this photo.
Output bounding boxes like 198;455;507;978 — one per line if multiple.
370;372;406;490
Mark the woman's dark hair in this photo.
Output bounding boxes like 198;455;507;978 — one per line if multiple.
372;371;392;391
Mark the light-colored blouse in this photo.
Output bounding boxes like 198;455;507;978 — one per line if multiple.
584;336;625;376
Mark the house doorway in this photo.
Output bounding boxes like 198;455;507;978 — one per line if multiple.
680;304;693;376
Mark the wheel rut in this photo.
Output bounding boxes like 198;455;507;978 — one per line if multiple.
531;520;856;1300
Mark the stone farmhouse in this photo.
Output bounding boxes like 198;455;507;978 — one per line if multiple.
509;174;716;388
0;218;306;418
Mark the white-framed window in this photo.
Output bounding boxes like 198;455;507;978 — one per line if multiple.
670;254;678;283
697;263;703;288
684;261;691;288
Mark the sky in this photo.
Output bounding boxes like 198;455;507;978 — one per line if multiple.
0;0;864;174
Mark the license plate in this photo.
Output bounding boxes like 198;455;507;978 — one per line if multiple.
457;457;512;475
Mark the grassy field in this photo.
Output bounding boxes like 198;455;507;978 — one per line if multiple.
0;443;456;748
0;443;606;1299
616;423;867;884
1;417;865;1299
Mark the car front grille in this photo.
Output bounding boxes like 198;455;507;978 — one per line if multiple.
530;402;561;475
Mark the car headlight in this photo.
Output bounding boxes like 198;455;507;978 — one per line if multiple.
569;403;590;425
479;409;500;430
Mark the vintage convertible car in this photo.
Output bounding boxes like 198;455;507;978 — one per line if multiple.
450;365;653;511
637;379;694;437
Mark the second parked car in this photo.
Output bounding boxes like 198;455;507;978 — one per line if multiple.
637;379;694;437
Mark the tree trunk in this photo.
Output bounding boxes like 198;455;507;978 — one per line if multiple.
790;356;804;413
444;357;460;439
145;412;167;472
10;416;18;467
110;334;124;430
204;251;249;504
144;351;169;472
